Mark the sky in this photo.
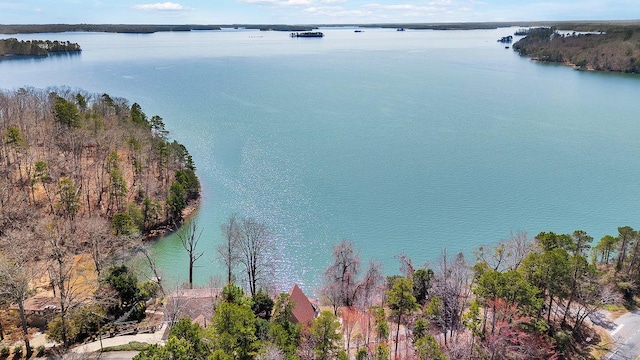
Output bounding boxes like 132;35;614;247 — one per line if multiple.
0;0;638;25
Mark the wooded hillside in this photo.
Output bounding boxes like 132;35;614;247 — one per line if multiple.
513;26;640;73
0;87;199;355
0;87;199;243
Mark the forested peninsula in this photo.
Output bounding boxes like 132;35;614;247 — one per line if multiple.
513;25;640;73
0;87;199;233
0;87;199;356
0;38;81;57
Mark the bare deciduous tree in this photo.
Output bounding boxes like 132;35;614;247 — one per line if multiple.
475;230;533;272
431;249;471;347
321;239;361;313
178;220;203;289
218;214;241;285
237;217;274;297
0;232;41;358
44;222;83;349
355;260;383;346
80;217;115;277
135;241;166;297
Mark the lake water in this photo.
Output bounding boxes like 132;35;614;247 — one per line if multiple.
2;28;640;292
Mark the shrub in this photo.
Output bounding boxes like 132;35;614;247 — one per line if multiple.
356;348;368;360
0;347;9;358
12;345;22;358
138;281;160;301
35;345;45;357
554;330;573;352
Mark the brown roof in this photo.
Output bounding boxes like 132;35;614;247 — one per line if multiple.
289;284;316;325
166;288;221;326
20;296;59;312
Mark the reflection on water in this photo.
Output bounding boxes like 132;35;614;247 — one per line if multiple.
0;51;81;63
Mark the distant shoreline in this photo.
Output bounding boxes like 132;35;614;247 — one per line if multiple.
1;20;640;35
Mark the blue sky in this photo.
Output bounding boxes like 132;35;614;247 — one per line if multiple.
1;1;638;24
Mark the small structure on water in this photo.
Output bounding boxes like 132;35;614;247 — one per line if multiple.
498;35;513;43
290;32;324;38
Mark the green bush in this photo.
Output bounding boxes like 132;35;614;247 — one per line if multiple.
130;302;147;322
47;305;105;345
356;348;368;360
0;347;9;358
105;265;141;309
12;345;22;358
554;330;573;351
139;281;160;301
35;345;45;357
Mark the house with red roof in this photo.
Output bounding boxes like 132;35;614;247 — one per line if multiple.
289;284;318;325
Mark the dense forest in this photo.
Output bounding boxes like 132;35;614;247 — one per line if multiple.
0;87;199;357
513;26;640;73
0;39;81;57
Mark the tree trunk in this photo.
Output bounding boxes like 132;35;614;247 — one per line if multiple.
395;314;401;360
189;258;194;289
17;302;32;358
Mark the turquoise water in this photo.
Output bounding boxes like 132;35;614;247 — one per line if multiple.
2;28;640;292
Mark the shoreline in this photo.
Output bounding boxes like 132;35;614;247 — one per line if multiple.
143;197;200;241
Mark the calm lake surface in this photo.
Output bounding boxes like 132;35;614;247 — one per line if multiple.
2;28;640;292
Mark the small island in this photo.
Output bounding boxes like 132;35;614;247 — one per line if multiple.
290;31;324;38
0;38;81;57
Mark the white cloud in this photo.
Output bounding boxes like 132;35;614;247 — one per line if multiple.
304;6;372;17
236;0;274;3
428;0;454;5
237;0;313;6
364;3;438;12
361;2;483;19
320;0;346;3
133;2;187;11
285;0;314;5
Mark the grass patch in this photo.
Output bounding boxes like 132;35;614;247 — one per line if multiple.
603;303;626;313
102;341;151;352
